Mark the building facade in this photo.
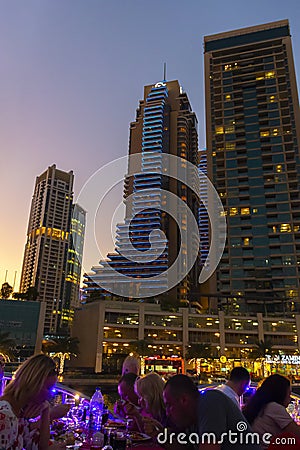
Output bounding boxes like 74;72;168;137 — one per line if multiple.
0;299;45;358
71;300;300;373
198;149;209;267
85;80;199;304
62;204;86;329
20;165;74;334
204;20;300;311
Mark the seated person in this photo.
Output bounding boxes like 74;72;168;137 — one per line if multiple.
114;372;140;420
243;374;300;449
124;372;166;433
0;354;66;450
217;366;250;408
122;355;140;376
147;374;260;449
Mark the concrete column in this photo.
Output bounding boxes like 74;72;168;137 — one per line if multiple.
219;310;225;354
138;303;145;340
182;308;189;362
35;301;46;354
257;313;264;342
95;302;105;373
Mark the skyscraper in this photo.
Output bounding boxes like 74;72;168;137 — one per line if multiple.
204;20;300;312
198;149;209;268
20;165;74;334
85;79;199;305
62;203;86;329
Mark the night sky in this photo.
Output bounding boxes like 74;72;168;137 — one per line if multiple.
1;0;300;288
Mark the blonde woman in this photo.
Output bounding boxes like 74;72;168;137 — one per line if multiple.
124;372;166;432
0;354;65;450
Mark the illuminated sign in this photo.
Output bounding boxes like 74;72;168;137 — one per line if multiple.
154;82;166;88
265;354;300;365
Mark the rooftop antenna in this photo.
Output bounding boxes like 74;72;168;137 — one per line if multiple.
163;62;167;82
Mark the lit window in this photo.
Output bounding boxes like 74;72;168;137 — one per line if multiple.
225;143;235;150
260;130;270;137
241;208;250;215
256;73;264;80
225;125;235;134
215;126;224;134
212;151;216;156
276;165;282;173
280;223;291;233
252;208;258;213
271;128;280;136
265;71;275;79
225;94;232;101
268;95;276;103
243;238;250;246
272;226;277;233
230;208;238;216
294;225;300;232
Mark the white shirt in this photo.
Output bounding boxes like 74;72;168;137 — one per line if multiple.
252;402;293;450
216;384;240;407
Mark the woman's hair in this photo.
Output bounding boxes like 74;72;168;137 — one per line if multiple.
243;374;290;424
3;354;56;405
122;355;140;376
135;372;165;421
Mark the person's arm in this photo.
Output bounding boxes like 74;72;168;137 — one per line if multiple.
0;406;16;448
113;399;126;418
123;403;144;433
49;404;70;421
38;402;50;450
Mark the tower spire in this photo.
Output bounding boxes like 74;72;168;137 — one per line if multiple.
163;62;167;82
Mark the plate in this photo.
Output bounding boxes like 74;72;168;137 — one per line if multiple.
66;444;82;450
128;432;151;442
105;419;126;428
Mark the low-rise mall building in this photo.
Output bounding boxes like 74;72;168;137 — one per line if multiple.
72;300;300;376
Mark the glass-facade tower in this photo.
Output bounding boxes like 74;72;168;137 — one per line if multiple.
62;203;86;329
204;20;300;312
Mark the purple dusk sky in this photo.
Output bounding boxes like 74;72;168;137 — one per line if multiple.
1;0;300;289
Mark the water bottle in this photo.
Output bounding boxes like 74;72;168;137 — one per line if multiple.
89;387;104;431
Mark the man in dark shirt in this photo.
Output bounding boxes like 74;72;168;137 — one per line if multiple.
160;374;262;449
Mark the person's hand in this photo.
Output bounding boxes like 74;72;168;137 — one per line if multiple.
50;404;70;421
123;401;139;418
114;400;125;418
142;417;163;438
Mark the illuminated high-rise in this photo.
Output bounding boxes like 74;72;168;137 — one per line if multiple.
85;79;199;305
62;203;86;329
204;20;300;312
20;165;74;334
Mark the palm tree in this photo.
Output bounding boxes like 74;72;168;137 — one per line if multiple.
251;339;274;377
1;282;13;299
0;331;15;362
128;339;155;357
43;337;80;375
186;343;211;375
